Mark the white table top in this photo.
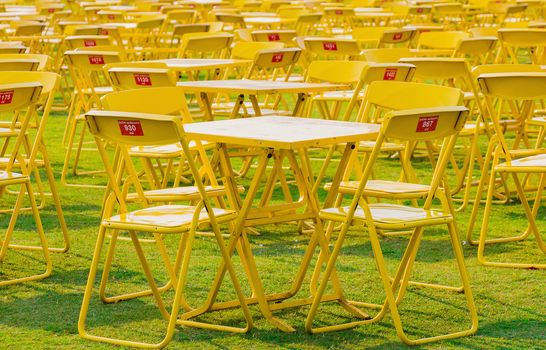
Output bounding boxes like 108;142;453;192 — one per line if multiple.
184;116;379;149
152;58;252;70
176;79;347;94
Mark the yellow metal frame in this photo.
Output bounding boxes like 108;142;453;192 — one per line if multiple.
78;110;253;348
305;106;478;345
467;73;546;269
0;71;70;253
0;82;52;286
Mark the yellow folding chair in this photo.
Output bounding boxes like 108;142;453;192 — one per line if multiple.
303;37;362;60
306;106;478;346
106;64;178;91
98;87;242;303
78;110;252;348
0;53;51;71
170;23;210;47
0;71;70;253
398;57;489;211
0;82;52;286
178;32;234;59
62;50;123;187
0;44;27;54
467;72;546;269
416;31;470;56
361;47;414;63
251;29;297;44
497;28;546;64
452;37;498;65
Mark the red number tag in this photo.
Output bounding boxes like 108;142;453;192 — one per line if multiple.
100;29;109;35
84;39;96;47
0;90;14;105
335;10;343;15
416;116;438;132
323;41;337;51
118;120;144;136
107;14;116;20
134;73;152;86
267;33;280;41
88;55;105;65
48;8;55;13
271;53;284;63
392;32;403;41
383;68;398;80
416;7;424;13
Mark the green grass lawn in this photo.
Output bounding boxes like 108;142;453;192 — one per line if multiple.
0;106;545;350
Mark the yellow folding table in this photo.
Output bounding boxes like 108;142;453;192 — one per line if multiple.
177;79;348;120
183;116;379;332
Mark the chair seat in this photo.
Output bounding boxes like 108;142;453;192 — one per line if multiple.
320;203;452;229
496;153;546;172
104;205;236;233
129;141;212;158
528;115;546;125
0;127;18;137
75;86;114;95
126;185;240;202
359;140;405;152
0;170;26;181
328;179;430;197
313;90;362;101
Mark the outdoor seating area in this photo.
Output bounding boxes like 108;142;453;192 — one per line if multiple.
0;0;544;348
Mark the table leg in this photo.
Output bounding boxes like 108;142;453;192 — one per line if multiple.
292;93;307;117
230;94;245;118
199;92;214;121
249;94;262;116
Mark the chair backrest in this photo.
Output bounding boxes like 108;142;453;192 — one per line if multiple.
173;23;210;37
417;31;469;50
0;72;59;170
231;41;285;60
306;60;369;85
84;110;218;218
477;72;546;156
67;24;102;35
381;106;468;141
13;21;46;36
0;44;27;54
497;28;546;46
179;32;234;58
497;29;546;63
0;58;40;71
295;13;322;35
350;105;468;213
472;63;546;77
166;9;198;24
361;48;413;63
357;81;464;123
398;57;471;81
100;86;191;122
251;30;297;45
64;35;112;49
246;48;301;80
64;50;122;72
303;37;362;59
107;66;178;90
215;13;246;28
342;62;416;120
378;28;416;48
453;37;497;64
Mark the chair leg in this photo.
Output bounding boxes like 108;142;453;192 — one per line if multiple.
0;180;52;287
